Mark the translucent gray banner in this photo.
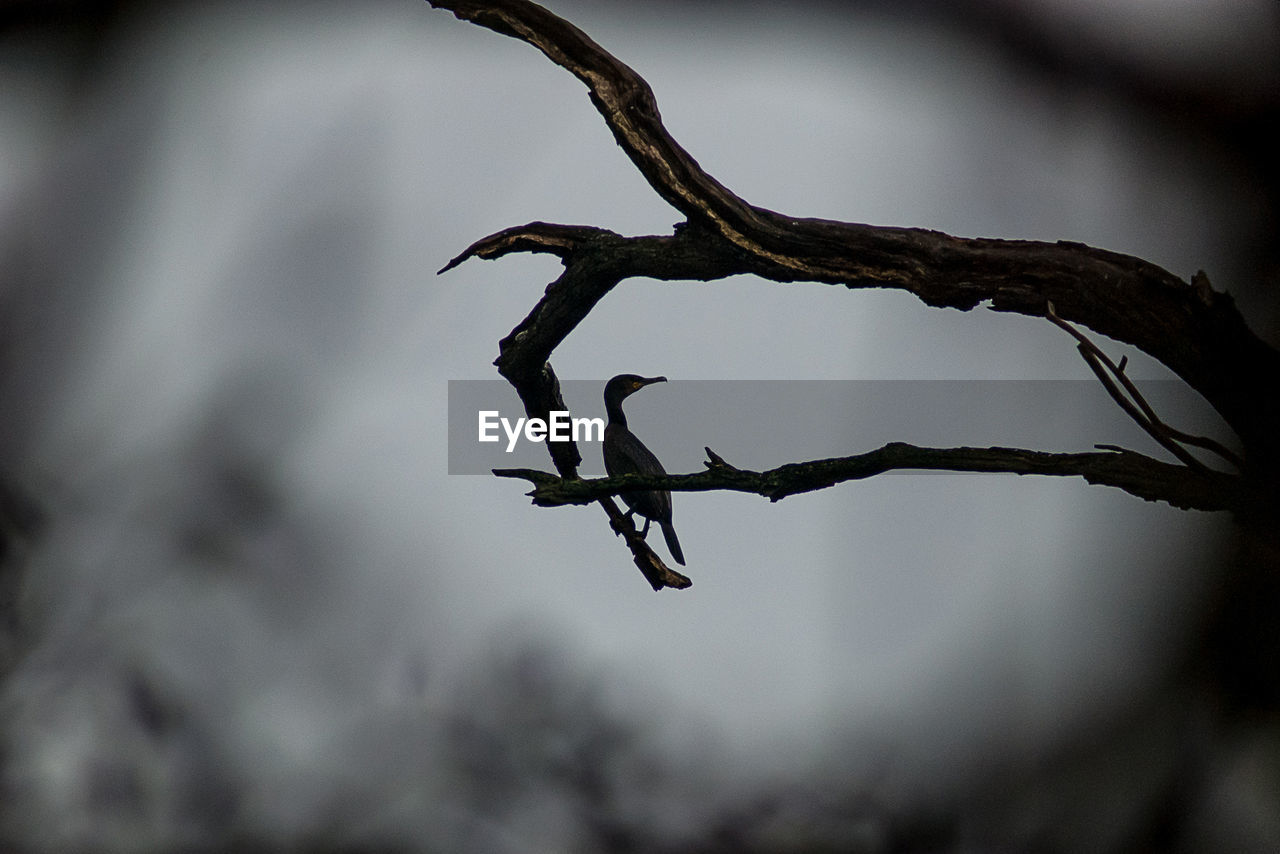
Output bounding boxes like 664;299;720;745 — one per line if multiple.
447;379;1234;475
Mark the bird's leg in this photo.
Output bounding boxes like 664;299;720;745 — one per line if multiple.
639;517;651;539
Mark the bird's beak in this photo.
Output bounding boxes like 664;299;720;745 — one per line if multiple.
640;376;667;387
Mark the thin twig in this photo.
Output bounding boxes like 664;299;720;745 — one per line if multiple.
1046;302;1241;471
1076;345;1206;470
1156;423;1245;470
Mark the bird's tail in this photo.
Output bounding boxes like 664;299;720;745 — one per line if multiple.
661;520;685;566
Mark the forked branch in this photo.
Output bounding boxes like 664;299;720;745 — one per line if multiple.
429;0;1274;587
1045;301;1245;473
429;0;1280;471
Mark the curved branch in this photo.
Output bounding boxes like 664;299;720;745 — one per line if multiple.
428;0;759;241
429;0;1280;478
429;0;1276;588
474;225;740;386
496;443;1246;513
1046;302;1244;471
438;222;620;273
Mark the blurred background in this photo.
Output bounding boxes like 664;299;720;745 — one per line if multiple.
1;0;1277;850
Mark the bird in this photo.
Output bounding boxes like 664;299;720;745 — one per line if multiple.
602;374;685;565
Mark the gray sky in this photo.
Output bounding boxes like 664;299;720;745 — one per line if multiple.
1;0;1272;849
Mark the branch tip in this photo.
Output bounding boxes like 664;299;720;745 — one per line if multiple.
704;446;734;469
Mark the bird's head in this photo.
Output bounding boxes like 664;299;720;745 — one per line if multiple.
605;374;667;403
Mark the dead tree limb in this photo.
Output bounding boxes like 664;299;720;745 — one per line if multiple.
429;0;1279;479
428;0;1278;587
496;443;1247;513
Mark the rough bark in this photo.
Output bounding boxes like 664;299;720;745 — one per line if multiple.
429;0;1278;589
496;443;1248;513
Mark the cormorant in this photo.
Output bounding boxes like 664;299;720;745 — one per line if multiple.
602;374;685;565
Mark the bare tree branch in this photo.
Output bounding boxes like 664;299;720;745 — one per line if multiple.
428;0;1277;587
439;222;619;274
496;443;1246;513
428;0;1280;478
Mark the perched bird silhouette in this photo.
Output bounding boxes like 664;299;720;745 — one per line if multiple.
602;374;685;565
